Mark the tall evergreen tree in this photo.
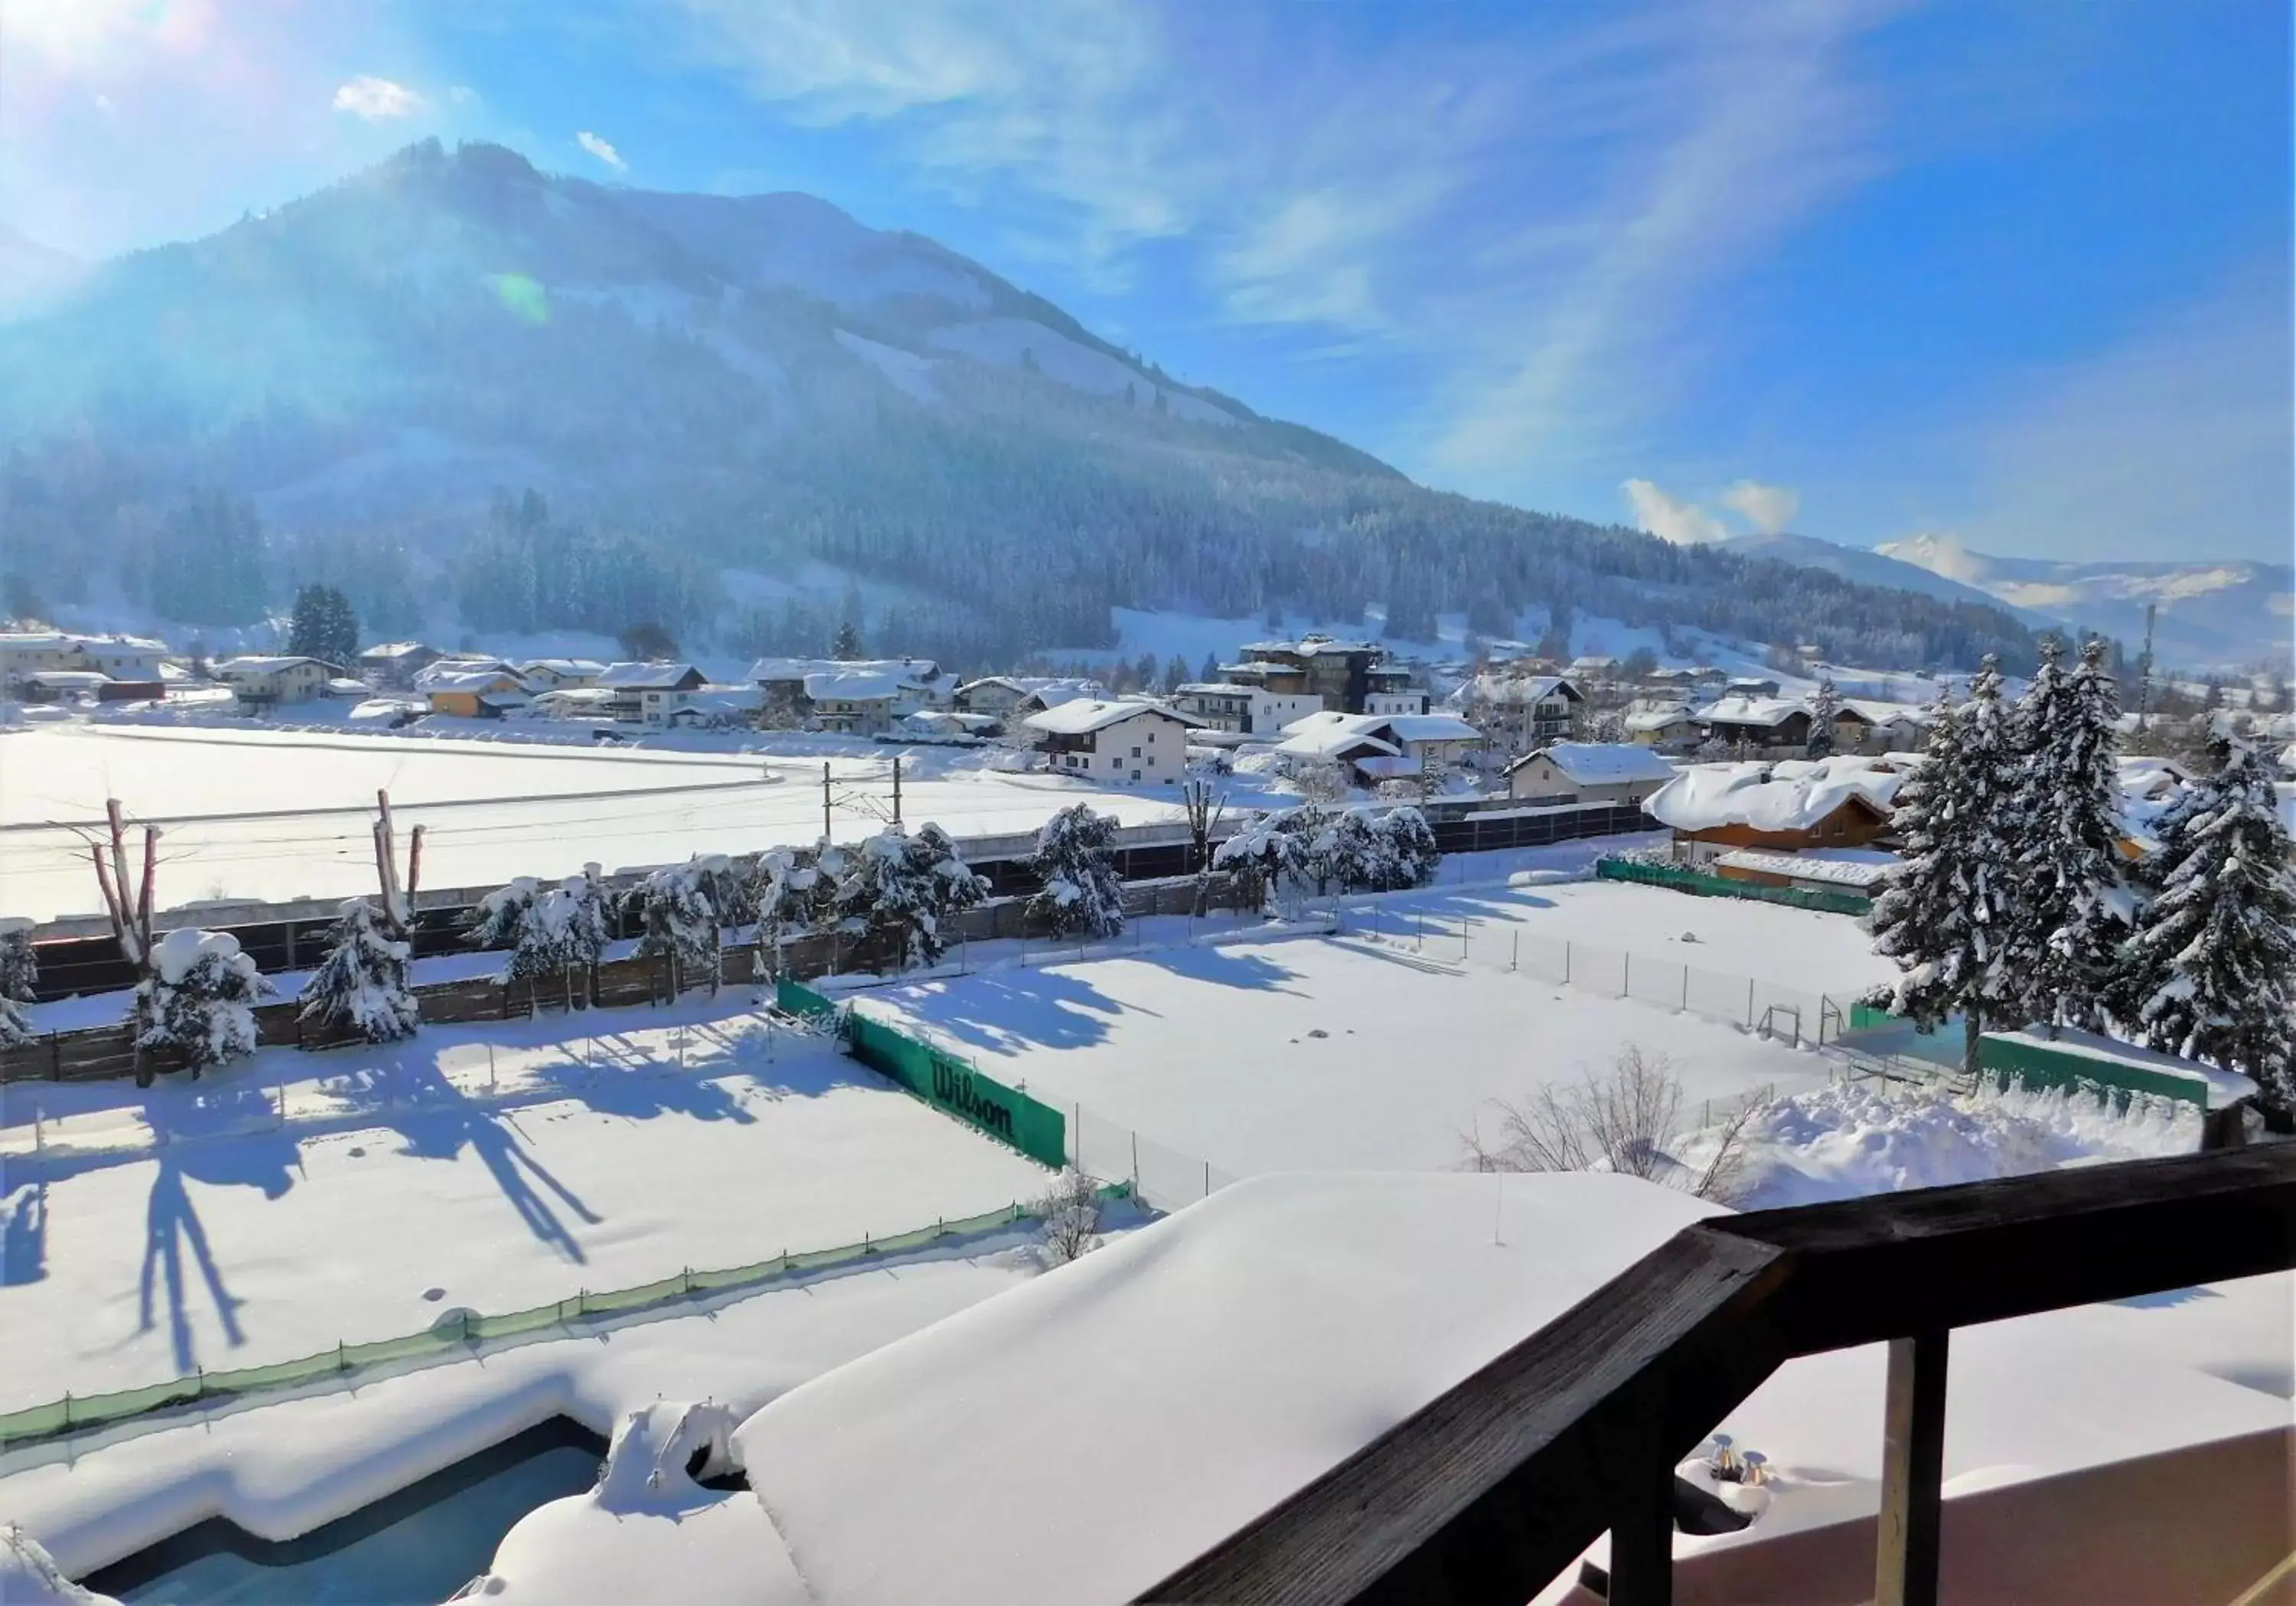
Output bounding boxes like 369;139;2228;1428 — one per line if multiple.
287;584;359;664
2120;739;2296;1113
1805;677;1840;758
840;823;987;969
830;619;865;659
1865;660;2023;1076
2008;638;2128;1030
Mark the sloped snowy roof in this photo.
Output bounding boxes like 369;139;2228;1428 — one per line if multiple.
1279;710;1480;753
358;641;434;660
1277;723;1402;760
1714;847;1893;889
27;670;113;688
1624;705;1698;732
597;661;704;689
1453;673;1581;708
423;667;528;693
752;655;945;685
729;1172;1721;1606
1698;694;1809;729
1515;743;1678;785
1838;698;1929;727
0;630;169;653
1025;697;1187;736
1647;757;1901;834
212;655;325;674
805;670;908;702
517;658;607;677
1239;635;1381;658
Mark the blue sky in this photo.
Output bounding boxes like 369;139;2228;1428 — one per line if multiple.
3;0;2289;565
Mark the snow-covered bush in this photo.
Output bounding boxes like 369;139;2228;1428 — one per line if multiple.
0;916;35;1049
1373;806;1442;890
467;876;540;950
752;847;823;979
298;898;419;1043
562;865;613;971
1033;1167;1104;1266
1029;805;1126;940
630;856;729;991
135;927;271;1074
838;823;988;970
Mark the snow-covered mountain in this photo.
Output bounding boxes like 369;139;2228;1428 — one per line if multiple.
1874;534;2291;672
0;141;2041;673
0;224;83;318
1720;532;2047;620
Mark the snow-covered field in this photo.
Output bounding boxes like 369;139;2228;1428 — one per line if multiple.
1;996;1053;1412
0;725;1205;920
855;922;1841;1177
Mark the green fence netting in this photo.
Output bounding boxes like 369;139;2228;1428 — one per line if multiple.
780;975;1069;1169
1595;857;1873;916
0;1195;1098;1451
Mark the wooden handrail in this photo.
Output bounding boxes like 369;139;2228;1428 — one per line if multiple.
1137;1144;2296;1606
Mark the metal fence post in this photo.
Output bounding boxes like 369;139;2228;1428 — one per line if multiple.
1564;941;1572;984
1746;977;1756;1027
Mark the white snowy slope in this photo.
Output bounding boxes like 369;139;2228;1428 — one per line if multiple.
732;1170;1725;1606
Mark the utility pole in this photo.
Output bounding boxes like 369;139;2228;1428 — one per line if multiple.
822;762;832;842
892;756;902;827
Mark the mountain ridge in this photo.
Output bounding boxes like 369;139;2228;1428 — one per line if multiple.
0;140;2039;674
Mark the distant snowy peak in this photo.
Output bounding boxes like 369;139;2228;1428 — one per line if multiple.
1874;535;2292;672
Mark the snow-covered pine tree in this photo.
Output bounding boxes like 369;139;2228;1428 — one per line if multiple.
1805;678;1841;758
468;876;540;950
1029;804;1127;940
839;823;988;970
1864;660;2024;1076
1212;810;1287;914
1374;806;1442;890
1308;808;1381;897
563;866;613;973
135;928;270;1074
2120;739;2296;1113
630;857;726;993
298;897;419;1043
2008;638;2129;1031
0;916;37;1048
752;847;824;980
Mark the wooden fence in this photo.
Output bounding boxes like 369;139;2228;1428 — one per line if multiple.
0;876;1241;1087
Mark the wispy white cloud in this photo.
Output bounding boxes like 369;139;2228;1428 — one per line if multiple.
332;75;423;119
1623;478;1732;544
1721;479;1801;534
577;130;627;171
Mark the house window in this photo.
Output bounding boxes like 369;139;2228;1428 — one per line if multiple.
1130;746;1141;758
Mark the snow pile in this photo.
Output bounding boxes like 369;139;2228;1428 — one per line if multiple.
1711;1076;2201;1209
732;1172;1721;1606
1;1526;114;1606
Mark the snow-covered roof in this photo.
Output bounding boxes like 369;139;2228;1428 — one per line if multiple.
1277;710;1481;756
1238;634;1381;658
1514;743;1678;785
27;670;113;687
1453;673;1582;708
1624;705;1698;732
423;667;527;693
1647;756;1903;834
1713;847;1894;889
1698;694;1808;729
517;658;607;677
1838;698;1928;727
1024;697;1187;736
357;641;433;660
0;630;169;654
212;655;324;674
533;686;619;707
597;661;704;689
805;669;908;702
752;655;946;686
1352;754;1423;778
729;1172;1721;1606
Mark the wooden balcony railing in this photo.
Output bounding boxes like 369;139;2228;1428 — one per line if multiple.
1135;1144;2296;1606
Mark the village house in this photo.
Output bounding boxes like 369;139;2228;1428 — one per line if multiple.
422;666;533;719
530;687;621;722
1696;694;1814;754
1171;681;1324;737
516;658;608;691
1505;743;1678;807
1453;673;1584;749
1833;699;1929;754
665;687;764;730
1623;703;1701;751
598;661;712;726
952;676;1102;726
0;632;170;698
1725;676;1782;697
212;655;334;706
18;670;117;705
1026;699;1194;785
356;641;442;687
1644;756;1908;864
1567;654;1621;681
752;656;957;726
1274;710;1485;786
1223;635;1415;714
